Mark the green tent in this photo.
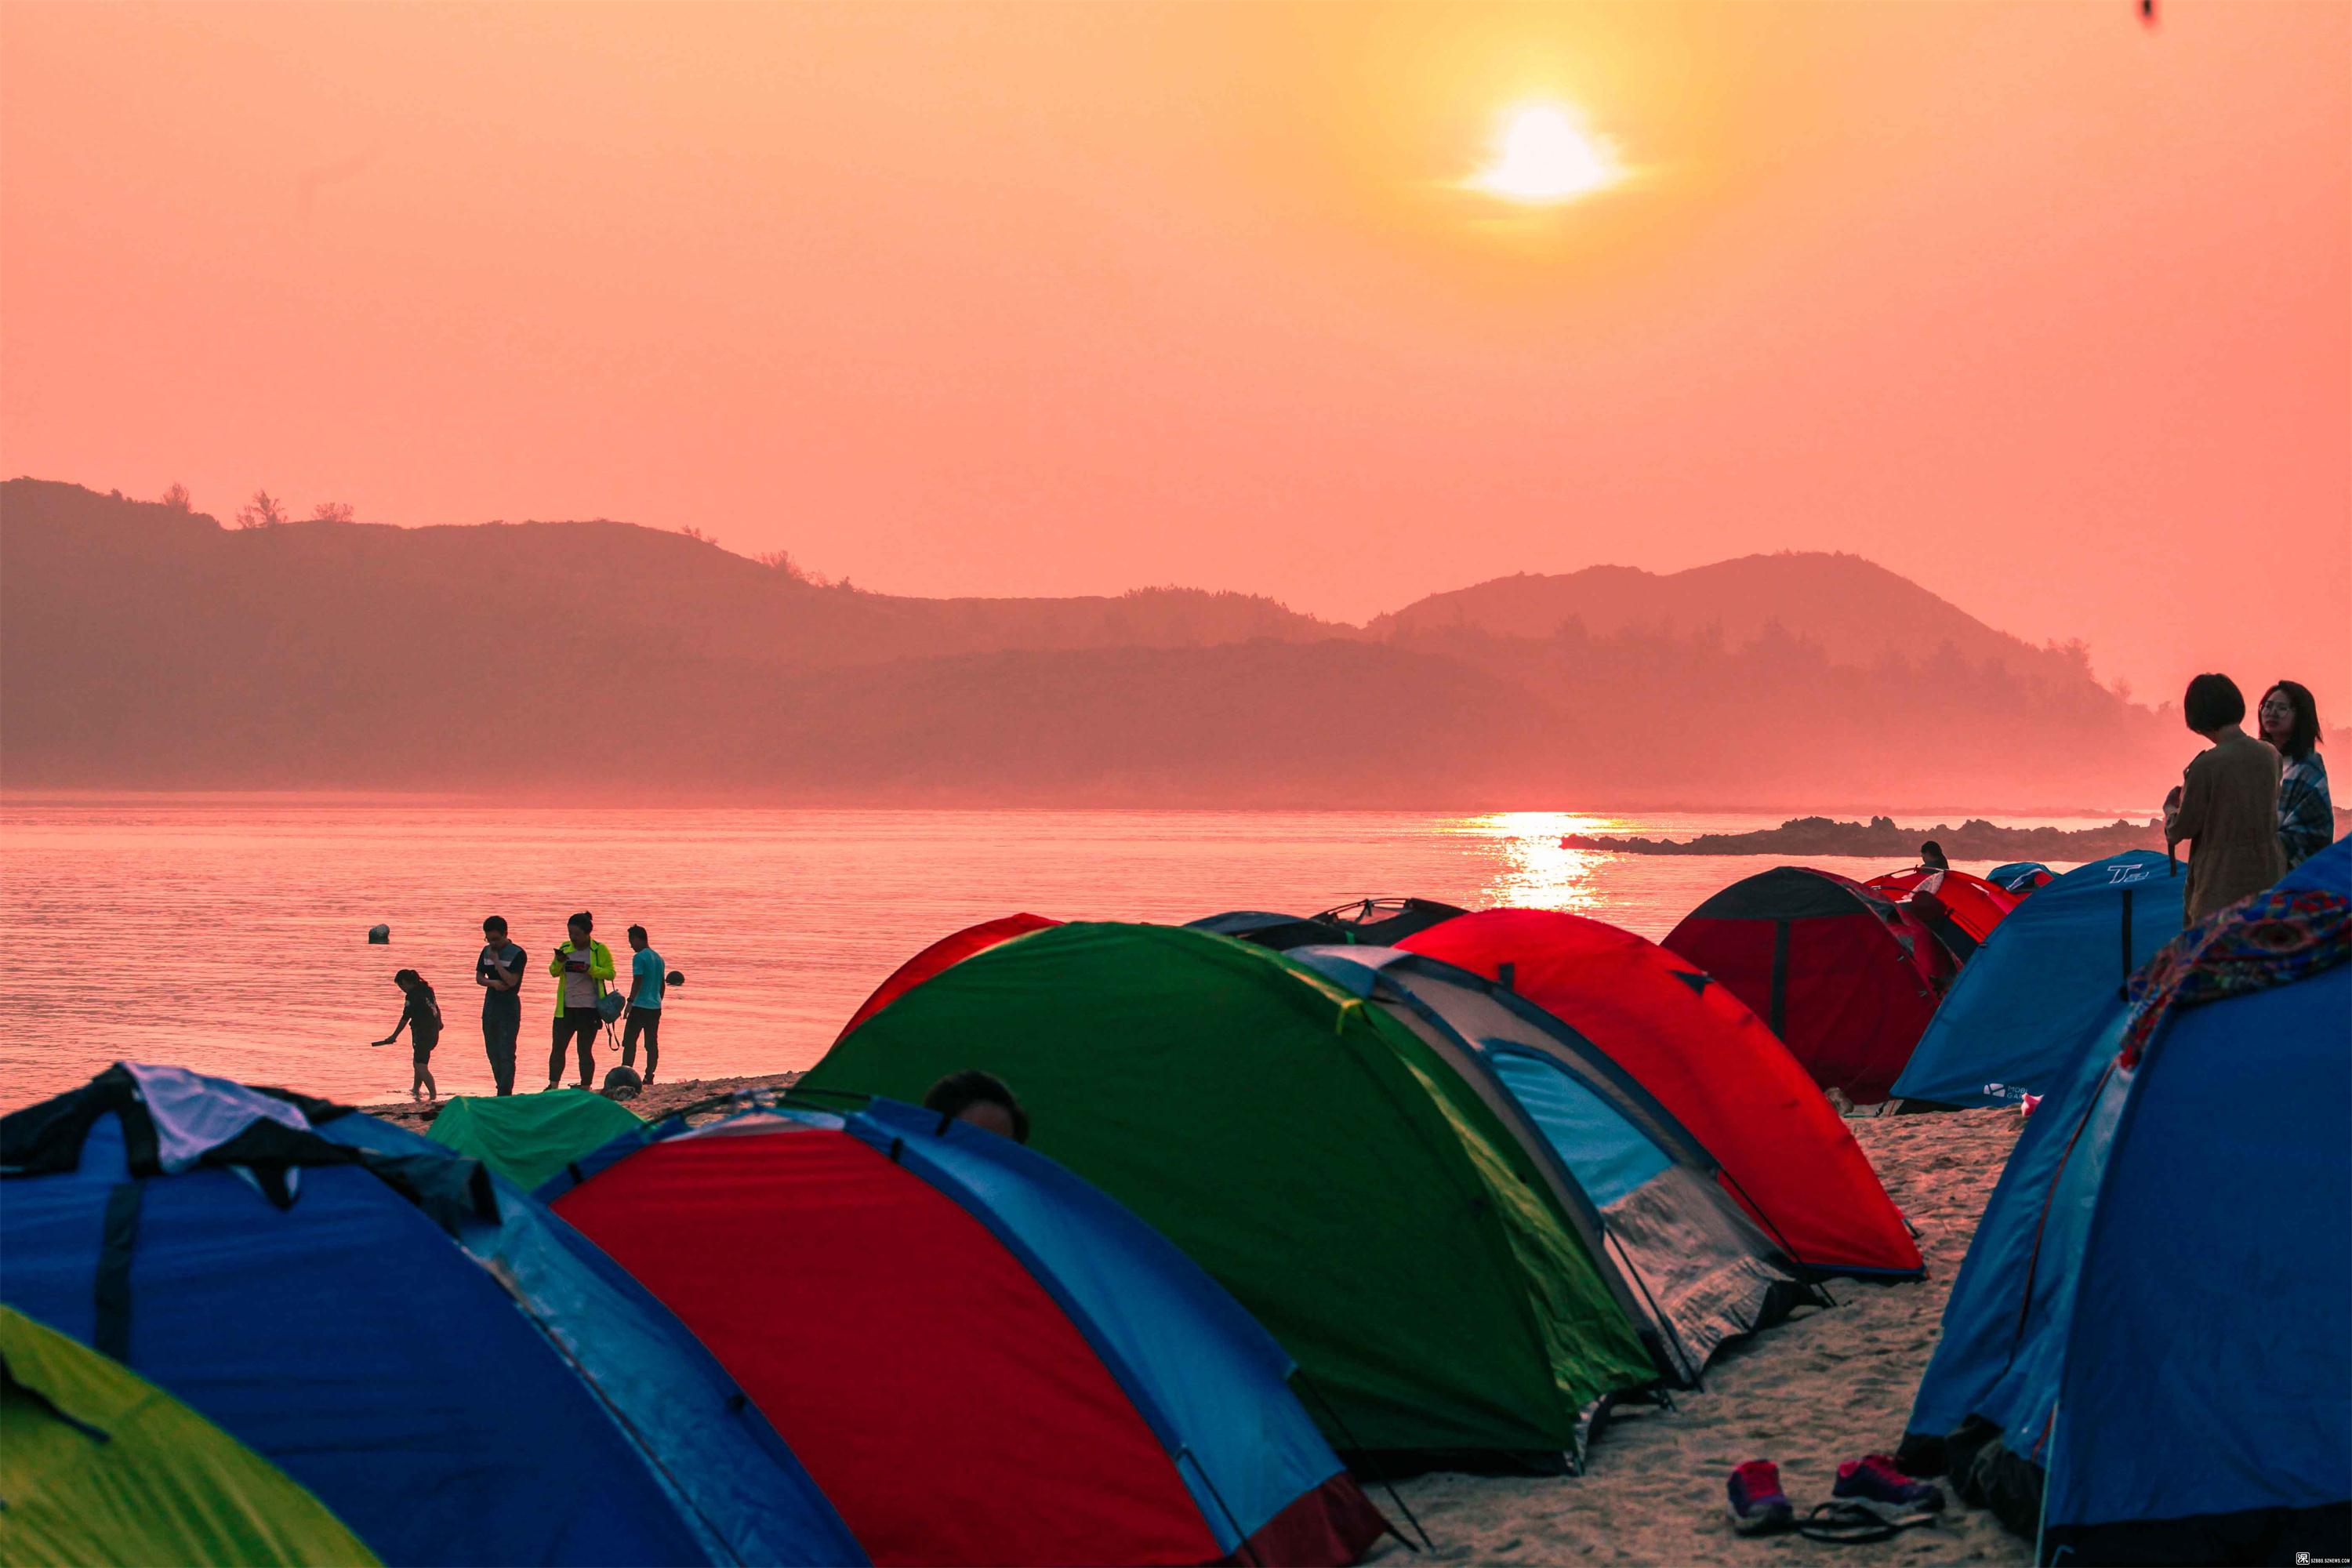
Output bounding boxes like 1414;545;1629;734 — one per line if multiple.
803;922;1657;1457
426;1089;644;1191
0;1306;377;1568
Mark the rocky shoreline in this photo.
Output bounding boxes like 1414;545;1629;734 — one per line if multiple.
1560;814;2167;861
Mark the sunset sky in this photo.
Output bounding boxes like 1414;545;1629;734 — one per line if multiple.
4;1;2345;717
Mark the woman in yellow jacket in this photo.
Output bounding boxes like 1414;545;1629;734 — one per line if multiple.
546;911;616;1091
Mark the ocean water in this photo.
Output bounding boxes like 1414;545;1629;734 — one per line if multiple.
0;799;2099;1109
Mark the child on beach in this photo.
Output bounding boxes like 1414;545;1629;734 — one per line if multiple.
372;968;445;1101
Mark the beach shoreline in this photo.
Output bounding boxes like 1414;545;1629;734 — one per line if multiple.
364;1072;803;1135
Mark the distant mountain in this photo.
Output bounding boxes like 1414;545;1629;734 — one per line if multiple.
1371;554;2098;693
0;479;2197;808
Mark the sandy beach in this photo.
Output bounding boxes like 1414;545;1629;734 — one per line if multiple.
367;1073;802;1136
1370;1109;2031;1565
372;1080;2031;1565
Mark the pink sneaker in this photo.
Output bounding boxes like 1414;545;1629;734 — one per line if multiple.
1833;1454;1945;1520
1727;1460;1794;1534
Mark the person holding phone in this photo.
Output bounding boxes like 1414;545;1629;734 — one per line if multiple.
546;911;615;1091
475;915;526;1095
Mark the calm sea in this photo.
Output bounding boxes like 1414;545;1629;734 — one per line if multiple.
0;799;2103;1110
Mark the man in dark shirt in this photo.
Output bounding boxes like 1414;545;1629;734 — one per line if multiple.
476;916;527;1096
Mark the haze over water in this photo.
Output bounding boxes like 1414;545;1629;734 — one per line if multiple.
0;797;2110;1109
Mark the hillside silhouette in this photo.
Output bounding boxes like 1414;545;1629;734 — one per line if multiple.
1373;554;2102;695
0;480;2215;808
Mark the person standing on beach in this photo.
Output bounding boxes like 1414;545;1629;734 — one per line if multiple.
372;968;443;1102
476;916;526;1096
2163;673;2286;922
620;924;666;1085
547;912;614;1091
2258;680;2333;872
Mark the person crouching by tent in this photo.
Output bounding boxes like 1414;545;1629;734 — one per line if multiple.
1919;840;1950;872
621;924;666;1086
547;912;615;1092
2162;673;2285;923
921;1070;1029;1142
372;968;443;1102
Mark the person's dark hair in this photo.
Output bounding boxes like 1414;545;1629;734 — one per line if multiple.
626;924;648;944
1919;840;1949;870
482;916;507;937
394;968;421;988
569;911;593;933
2259;681;2321;760
922;1070;1029;1143
2181;673;2245;734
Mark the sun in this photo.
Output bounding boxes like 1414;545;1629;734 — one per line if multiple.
1468;103;1620;205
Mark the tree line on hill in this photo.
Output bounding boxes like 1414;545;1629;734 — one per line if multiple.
2;478;2301;811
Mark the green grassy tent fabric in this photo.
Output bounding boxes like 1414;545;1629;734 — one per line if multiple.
0;1306;378;1568
803;921;1657;1455
426;1089;645;1191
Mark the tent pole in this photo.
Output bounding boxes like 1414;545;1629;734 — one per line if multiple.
1176;1447;1263;1566
1293;1372;1433;1552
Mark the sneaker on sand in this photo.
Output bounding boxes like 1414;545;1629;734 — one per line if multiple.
1727;1460;1795;1535
1833;1455;1946;1519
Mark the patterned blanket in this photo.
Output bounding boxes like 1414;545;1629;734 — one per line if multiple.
2119;887;2350;1068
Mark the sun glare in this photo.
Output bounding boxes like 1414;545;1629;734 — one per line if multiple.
1469;103;1620;205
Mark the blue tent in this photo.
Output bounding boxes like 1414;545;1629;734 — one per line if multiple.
1892;850;2187;1108
0;1065;864;1568
1901;850;2349;1563
2281;833;2351;897
1986;862;2053;893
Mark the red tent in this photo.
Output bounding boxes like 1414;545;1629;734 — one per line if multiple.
1399;908;1922;1277
1864;868;2019;952
1664;868;1947;1105
834;913;1060;1043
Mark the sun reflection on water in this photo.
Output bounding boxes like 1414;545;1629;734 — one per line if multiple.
1440;811;1627;913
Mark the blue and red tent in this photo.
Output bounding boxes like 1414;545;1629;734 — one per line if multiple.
545;1096;1388;1567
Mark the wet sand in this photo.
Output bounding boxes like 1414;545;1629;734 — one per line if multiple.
365;1071;802;1134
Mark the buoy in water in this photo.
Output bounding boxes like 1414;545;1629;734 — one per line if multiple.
367;924;391;945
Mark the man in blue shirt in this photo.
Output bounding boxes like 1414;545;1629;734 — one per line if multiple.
621;924;666;1084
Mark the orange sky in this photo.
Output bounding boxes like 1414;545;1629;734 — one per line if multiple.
4;2;2345;717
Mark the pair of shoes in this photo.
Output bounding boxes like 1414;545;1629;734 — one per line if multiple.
1730;1457;1944;1540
